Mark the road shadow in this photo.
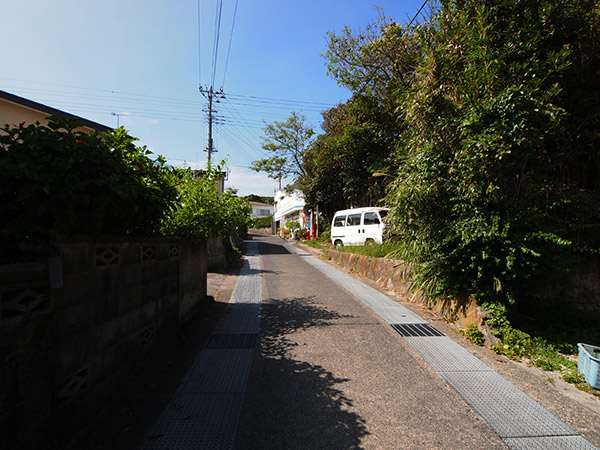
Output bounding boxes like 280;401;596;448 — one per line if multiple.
241;267;281;276
235;296;369;449
256;241;291;255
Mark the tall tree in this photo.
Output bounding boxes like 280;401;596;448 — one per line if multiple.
301;95;395;221
250;112;314;188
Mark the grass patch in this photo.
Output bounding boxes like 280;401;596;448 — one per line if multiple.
300;240;326;250
334;242;403;258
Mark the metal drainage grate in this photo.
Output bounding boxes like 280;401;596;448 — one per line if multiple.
391;323;444;337
204;333;258;350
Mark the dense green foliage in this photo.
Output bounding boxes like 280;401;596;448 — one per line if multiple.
251;215;273;229
161;164;251;241
301;95;396;221
1;119;251;248
324;0;600;309
0;117;177;245
243;194;274;205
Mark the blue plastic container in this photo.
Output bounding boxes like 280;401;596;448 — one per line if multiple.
577;343;600;389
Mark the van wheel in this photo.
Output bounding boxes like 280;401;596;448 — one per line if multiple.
334;240;343;249
365;238;376;246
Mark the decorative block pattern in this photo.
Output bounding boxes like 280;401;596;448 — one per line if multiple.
95;246;120;267
142;245;157;263
1;286;48;321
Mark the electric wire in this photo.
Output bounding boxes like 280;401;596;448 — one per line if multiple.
211;0;223;87
197;0;202;85
221;0;238;89
408;0;429;27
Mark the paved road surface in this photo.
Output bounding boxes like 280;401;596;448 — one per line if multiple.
234;236;506;449
139;235;599;450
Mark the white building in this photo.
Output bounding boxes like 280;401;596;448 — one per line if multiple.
273;189;306;230
249;201;274;219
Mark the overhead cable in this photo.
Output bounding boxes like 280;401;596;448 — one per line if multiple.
221;0;239;89
211;0;224;86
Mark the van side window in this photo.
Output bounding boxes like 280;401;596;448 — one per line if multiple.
364;212;380;225
347;214;361;226
333;216;346;227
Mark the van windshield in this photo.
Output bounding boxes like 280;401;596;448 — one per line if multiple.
333;216;346;227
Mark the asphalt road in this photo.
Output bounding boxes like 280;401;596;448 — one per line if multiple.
233;235;506;449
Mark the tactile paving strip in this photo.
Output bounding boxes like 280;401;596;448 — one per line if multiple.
404;336;493;373
204;333;258;350
504;436;599;450
439;370;577;438
144;393;244;450
141;242;262;450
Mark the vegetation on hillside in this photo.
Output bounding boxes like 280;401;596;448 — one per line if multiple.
316;0;600;313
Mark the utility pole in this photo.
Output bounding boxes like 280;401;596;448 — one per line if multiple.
111;112;120;128
199;85;224;166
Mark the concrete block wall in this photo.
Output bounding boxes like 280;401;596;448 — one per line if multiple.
0;236;208;449
207;237;227;271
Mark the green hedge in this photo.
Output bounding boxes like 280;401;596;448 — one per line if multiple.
1;117;177;245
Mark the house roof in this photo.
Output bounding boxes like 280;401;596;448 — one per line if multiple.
0;90;112;133
249;201;273;207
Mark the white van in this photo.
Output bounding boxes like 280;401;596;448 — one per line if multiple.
330;207;389;248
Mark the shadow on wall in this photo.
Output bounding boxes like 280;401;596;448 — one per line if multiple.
234;296;368;449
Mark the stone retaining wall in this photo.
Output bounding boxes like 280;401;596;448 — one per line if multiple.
326;247;600;329
327;249;484;329
0;236;208;449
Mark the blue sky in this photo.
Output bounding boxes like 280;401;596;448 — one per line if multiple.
1;0;428;196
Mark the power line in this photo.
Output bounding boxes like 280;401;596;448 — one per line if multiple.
211;0;223;86
197;0;202;85
226;92;333;108
221;0;239;89
0;78;335;111
408;0;429;28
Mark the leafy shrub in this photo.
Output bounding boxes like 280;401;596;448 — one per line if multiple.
319;229;331;242
225;245;243;268
252;215;272;229
161;164;251;241
0;117;177;245
285;220;300;231
465;325;485;346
